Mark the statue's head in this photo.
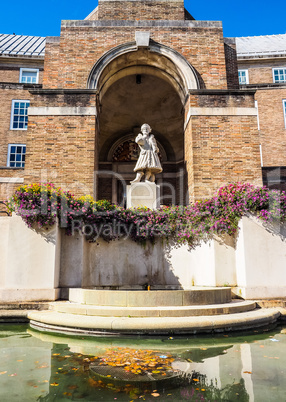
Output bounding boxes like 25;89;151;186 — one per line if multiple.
141;123;151;134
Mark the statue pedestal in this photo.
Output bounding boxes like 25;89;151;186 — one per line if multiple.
127;182;160;209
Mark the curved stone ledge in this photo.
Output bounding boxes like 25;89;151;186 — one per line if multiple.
51;299;256;317
28;308;281;335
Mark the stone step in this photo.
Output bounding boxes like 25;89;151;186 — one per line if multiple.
28;308;281;335
0;302;50;310
69;287;232;307
50;300;256;317
0;310;29;323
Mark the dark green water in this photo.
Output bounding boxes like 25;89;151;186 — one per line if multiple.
0;324;286;401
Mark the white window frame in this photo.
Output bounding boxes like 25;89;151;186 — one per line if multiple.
283;99;286;128
10;99;30;130
273;67;286;84
19;68;39;84
238;69;249;85
7;144;26;168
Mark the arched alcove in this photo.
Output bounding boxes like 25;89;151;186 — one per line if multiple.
91;43;196;205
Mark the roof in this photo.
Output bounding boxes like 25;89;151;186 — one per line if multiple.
0;34;45;57
235;34;286;58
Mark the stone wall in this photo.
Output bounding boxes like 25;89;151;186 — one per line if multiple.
1;215;286;301
0;215;61;302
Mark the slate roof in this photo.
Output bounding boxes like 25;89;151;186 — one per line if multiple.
0;34;45;57
235;34;286;58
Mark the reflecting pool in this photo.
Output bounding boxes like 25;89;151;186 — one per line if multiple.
0;324;286;401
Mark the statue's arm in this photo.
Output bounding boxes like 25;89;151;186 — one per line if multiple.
135;134;145;146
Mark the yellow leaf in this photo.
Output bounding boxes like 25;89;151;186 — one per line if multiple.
151;393;160;397
50;383;59;386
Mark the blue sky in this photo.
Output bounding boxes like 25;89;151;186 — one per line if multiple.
0;0;285;38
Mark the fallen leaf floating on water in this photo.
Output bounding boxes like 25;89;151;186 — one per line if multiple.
50;383;59;387
0;371;7;375
98;347;175;376
243;371;252;374
68;385;78;390
151;393;160;397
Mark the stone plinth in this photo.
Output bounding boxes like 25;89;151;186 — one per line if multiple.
126;182;160;209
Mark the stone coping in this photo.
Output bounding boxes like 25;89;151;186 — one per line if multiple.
69;287;232;307
28;308;281;335
61;20;222;29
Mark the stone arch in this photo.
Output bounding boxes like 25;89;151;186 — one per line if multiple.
91;41;193;205
87;41;199;102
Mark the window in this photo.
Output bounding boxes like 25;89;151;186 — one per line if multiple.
10;100;30;130
238;70;249;85
19;68;39;84
273;68;286;83
7;144;26;168
283;100;286;128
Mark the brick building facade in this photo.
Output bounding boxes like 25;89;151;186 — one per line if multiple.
0;1;285;208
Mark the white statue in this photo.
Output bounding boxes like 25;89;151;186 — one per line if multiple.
131;123;163;183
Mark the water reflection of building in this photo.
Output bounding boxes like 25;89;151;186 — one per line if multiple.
26;327;286;401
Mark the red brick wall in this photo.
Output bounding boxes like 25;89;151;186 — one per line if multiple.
97;0;185;20
190;115;262;199
42;24;228;90
25;92;98;196
256;88;286;167
42;38;60;89
0;66;43;84
237;61;286;85
0;85;32;167
184;92;262;201
224;41;239;89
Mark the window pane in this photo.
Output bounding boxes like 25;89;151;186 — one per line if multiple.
21;70;38;84
11;101;29;130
